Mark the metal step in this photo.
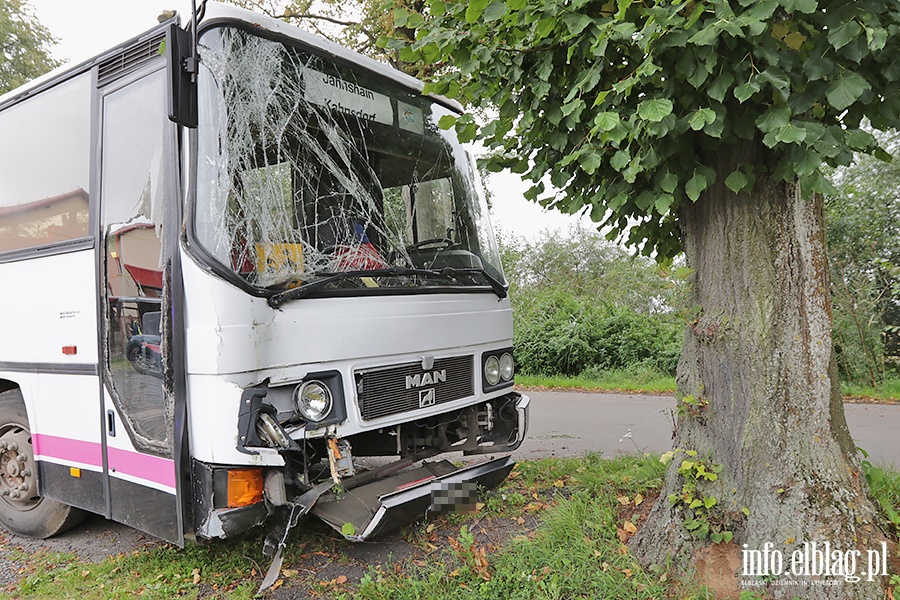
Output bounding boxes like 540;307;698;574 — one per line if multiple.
310;455;515;540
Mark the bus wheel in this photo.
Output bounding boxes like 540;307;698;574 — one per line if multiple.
0;389;86;538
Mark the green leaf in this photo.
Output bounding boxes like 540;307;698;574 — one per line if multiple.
342;522;356;536
845;129;875;149
594;111;620;131
725;169;749;193
755;106;791;133
790;0;817;12
437;114;457;130
689;499;703;509
506;0;526;9
611;150;630;171
688;108;716;131
655;194;674;215
660;172;678;194
482;1;508;22
637;98;674;122
866;26;888;51
803;56;833;81
825;71;871;111
734;80;760;103
579;151;603;175
827;21;862;50
563;13;593;36
688;25;720;46
774;123;807;144
758;67;790;92
710;532;724;543
703;496;717;508
393;7;409;27
456;121;478;142
707;73;734;102
465;0;491;23
535;17;556;39
685;173;706;201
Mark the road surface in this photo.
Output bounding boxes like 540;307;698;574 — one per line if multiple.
513;390;900;468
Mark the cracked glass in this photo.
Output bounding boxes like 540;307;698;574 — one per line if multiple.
194;26;505;298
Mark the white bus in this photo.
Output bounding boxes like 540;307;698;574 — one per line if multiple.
0;2;528;549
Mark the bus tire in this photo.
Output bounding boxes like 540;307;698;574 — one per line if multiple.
0;389;87;538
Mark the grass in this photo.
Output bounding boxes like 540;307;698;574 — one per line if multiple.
516;370;677;394
517;372;900;402
842;377;900;402
2;454;898;599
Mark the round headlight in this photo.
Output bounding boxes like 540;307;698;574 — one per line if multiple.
499;353;514;381
294;381;333;422
484;355;501;386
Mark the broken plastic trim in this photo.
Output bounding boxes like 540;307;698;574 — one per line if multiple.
268;266;508;308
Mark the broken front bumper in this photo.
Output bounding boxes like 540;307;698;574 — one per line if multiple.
311;455;517;540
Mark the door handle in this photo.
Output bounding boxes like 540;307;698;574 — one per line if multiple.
107;409;116;437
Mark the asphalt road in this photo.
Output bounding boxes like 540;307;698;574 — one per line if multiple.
512;390;900;468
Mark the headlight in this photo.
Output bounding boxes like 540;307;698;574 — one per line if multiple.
294;381;333;422
484;355;501;386
499;353;514;381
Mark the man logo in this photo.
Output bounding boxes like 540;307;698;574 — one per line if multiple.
405;370;446;389
419;388;436;408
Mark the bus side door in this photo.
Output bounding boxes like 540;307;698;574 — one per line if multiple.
98;65;185;545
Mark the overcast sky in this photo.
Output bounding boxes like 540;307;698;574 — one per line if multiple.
26;0;592;241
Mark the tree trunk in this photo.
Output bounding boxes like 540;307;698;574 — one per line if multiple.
629;146;887;598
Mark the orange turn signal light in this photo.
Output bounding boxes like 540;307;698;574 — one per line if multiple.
226;468;264;508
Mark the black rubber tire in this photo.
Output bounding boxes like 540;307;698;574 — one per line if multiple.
0;389;87;538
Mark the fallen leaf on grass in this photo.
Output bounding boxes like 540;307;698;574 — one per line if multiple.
271;580;284;590
617;495;631;505
282;569;298;578
192;568;201;585
516;517;526;525
634;493;644;506
623;521;637;534
552;479;565;488
621;568;633;578
601;561;609;571
426;523;436;533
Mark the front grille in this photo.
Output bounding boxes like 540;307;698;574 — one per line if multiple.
356;355;474;421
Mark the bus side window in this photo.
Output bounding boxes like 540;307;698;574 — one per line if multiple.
0;74;92;254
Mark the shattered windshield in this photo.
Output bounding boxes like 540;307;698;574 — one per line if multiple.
193;26;505;297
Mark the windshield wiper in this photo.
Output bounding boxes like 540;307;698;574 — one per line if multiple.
268;266;508;308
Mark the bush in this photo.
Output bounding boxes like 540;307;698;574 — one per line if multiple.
512;290;682;377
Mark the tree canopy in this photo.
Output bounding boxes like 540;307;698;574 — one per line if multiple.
0;0;60;94
404;0;900;259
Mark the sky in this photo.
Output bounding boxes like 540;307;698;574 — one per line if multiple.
26;0;593;241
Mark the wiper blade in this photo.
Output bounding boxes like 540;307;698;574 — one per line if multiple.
267;267;508;308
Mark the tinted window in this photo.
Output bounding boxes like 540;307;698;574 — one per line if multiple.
0;74;92;253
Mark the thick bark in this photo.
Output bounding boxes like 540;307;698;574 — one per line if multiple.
629;145;887;598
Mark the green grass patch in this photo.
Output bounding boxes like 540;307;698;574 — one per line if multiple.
842;377;900;402
517;370;676;394
352;454;673;600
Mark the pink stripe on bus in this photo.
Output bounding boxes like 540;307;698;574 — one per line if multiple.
32;434;102;467
32;434;176;489
108;447;176;489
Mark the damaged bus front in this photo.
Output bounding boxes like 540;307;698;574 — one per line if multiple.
182;6;529;543
0;2;527;557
